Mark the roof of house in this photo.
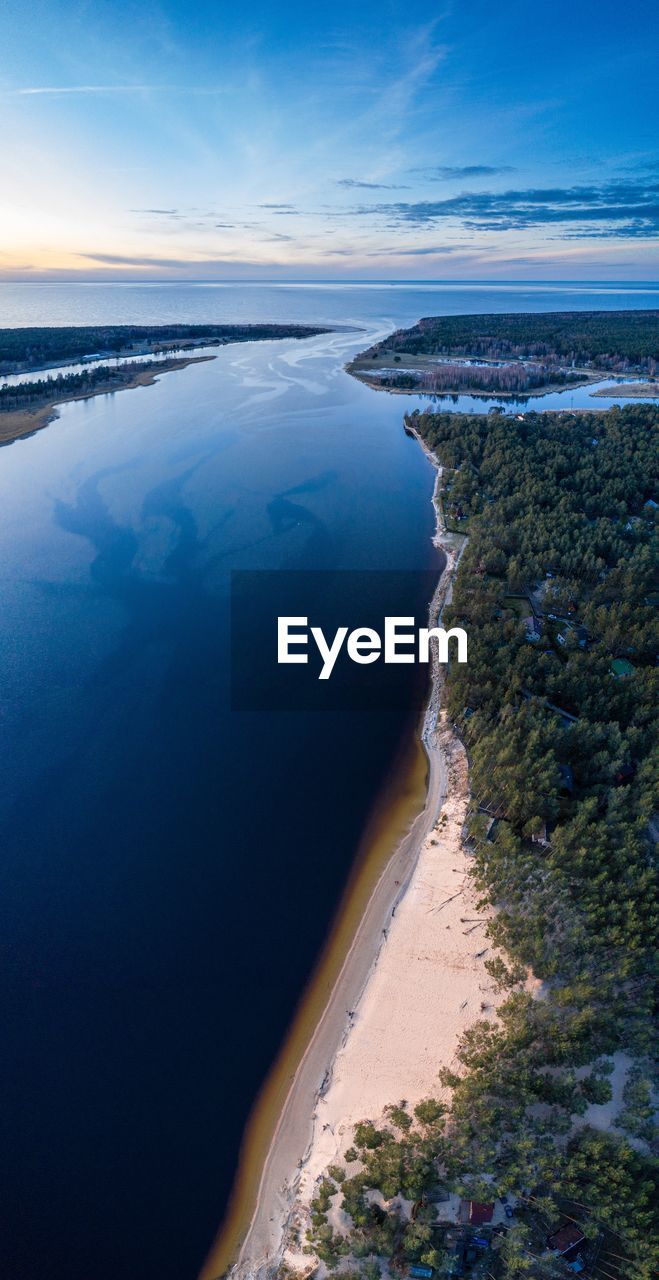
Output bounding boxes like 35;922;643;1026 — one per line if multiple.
547;1224;586;1255
523;615;542;637
469;1202;494;1225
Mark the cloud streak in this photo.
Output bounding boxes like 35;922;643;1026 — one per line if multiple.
418;164;516;180
350;181;659;238
76;252;251;269
8;85;229;97
336;178;410;190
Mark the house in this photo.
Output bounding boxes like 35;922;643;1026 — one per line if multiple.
644;498;658;511
610;657;635;678
523;615;542;642
557;624;587;649
547;1223;587;1263
468;1202;494;1226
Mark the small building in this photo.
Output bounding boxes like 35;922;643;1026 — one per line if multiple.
409;1267;434;1279
610;657;635;678
557;624;587;649
547;1223;587;1262
468;1201;494;1226
523;615;542;642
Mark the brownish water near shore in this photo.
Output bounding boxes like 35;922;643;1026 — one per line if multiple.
199;723;429;1280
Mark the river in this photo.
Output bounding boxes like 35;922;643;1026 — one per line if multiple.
0;281;655;1280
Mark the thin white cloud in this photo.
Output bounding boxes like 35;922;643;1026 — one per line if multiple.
12;85;159;96
8;85;229;97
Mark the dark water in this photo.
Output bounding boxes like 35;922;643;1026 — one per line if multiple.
0;282;655;1280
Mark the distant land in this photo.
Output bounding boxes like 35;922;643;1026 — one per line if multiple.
0;323;331;444
347;309;659;397
0;323;331;375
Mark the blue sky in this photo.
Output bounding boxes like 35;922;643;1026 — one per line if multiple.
1;0;658;279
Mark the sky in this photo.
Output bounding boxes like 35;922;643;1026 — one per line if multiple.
1;0;658;281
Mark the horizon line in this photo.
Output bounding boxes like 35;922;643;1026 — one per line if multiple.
1;277;658;286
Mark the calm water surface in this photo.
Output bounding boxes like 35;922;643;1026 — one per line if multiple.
0;282;656;1280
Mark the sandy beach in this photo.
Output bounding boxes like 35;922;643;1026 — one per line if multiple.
206;438;501;1280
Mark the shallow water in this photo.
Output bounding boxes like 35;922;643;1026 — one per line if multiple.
0;281;655;1280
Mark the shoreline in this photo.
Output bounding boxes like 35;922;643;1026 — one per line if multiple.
591;381;659;397
203;435;470;1280
347;366;600;399
0;355;215;446
198;726;431;1280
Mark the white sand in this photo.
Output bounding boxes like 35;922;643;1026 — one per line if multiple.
281;711;500;1270
225;442;505;1280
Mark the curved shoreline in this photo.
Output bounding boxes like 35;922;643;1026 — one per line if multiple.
0;355;215;447
202;439;465;1280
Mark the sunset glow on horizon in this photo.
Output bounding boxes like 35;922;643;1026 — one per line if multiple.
2;0;658;282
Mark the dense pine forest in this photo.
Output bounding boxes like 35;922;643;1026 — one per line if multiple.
0;323;329;373
299;404;658;1280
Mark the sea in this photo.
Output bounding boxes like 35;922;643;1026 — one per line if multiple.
0;282;656;1280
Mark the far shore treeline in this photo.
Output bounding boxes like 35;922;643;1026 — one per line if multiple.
0;323;330;374
300;402;658;1280
366;310;659;367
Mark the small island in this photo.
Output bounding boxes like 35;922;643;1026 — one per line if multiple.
347;309;659;397
0;322;331;444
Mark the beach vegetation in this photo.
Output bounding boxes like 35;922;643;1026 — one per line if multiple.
308;401;658;1280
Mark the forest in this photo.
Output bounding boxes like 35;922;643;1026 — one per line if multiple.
378;362;581;395
362;311;659;373
0;361;178;413
296;404;658;1280
0;322;329;373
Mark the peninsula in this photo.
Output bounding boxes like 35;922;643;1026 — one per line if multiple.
347;309;659;397
0;323;331;445
0;323;331;375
